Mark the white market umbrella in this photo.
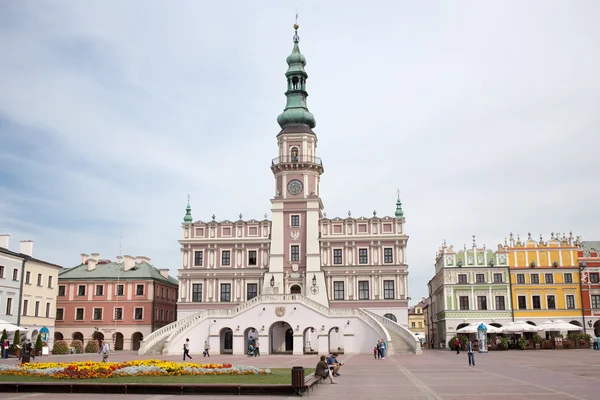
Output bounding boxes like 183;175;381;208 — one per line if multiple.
0;320;28;332
457;323;502;334
501;321;541;334
537;320;583;332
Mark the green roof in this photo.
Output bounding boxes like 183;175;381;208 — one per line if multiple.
581;241;600;257
59;261;178;285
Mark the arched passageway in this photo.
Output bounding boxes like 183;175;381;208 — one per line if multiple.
244;327;258;354
113;332;124;350
290;285;302;294
303;327;317;354
328;326;344;353
220;328;233;354
54;332;64;341
269;321;293;353
72;332;84;342
384;313;397;322
132;332;143;351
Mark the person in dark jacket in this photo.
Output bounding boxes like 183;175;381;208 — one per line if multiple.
467;341;475;366
315;355;336;384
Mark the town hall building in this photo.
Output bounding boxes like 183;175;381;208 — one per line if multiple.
138;24;420;356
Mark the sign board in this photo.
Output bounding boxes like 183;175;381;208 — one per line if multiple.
42;346;49;356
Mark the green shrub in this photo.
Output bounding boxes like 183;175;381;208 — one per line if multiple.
498;337;509;350
448;335;458;350
35;335;43;352
71;339;83;354
518;337;527;350
533;334;541;344
85;340;99;353
0;329;7;343
13;330;21;346
52;340;69;355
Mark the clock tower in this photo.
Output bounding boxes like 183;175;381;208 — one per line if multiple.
266;23;328;306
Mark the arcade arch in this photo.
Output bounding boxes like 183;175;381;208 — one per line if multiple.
220;327;233;354
270;321;293;353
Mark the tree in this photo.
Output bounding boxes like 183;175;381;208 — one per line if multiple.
0;329;7;343
35;334;43;352
13;330;21;346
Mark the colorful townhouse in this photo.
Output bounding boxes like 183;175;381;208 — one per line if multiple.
428;237;512;348
56;253;178;351
508;233;584;328
578;241;600;336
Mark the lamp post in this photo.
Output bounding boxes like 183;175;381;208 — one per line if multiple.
270;275;275;288
312;274;317;288
579;262;587;334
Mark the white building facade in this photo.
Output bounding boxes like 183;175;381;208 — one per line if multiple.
138;25;419;356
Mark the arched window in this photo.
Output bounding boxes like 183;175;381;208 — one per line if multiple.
290;147;299;162
384;313;397;322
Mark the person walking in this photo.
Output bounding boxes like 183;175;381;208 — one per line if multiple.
376;340;382;359
183;338;192;360
380;338;387;359
100;340;110;362
203;340;211;357
254;338;260;357
467;340;475;366
455;337;461;354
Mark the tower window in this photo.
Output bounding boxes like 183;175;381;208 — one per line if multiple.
291;245;300;262
292;76;299;89
291;215;300;226
290;147;299;162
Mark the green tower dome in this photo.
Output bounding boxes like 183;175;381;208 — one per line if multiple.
277;24;316;130
183;200;193;224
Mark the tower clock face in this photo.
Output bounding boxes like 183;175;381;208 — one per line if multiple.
287;179;303;195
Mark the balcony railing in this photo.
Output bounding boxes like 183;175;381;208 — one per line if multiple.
271;156;323;165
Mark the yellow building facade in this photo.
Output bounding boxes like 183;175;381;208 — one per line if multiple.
508;233;584;327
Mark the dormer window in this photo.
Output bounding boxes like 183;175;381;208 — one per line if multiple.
290;147;299;162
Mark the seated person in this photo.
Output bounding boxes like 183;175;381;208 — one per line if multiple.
326;353;343;376
315;355;336;384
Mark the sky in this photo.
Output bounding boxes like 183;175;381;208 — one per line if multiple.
1;1;599;303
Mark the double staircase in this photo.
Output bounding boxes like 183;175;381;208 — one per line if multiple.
138;294;421;355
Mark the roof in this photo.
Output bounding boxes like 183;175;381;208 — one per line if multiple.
581;241;600;257
59;260;178;285
0;247;63;269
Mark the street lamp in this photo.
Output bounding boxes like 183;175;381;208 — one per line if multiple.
458;260;463;268
312;274;317;287
489;259;495;267
270;275;275;287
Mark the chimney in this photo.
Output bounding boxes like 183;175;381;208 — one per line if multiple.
159;268;169;279
0;234;9;249
116;255;123;265
591;248;598;258
87;258;97;271
140;256;151;264
81;253;89;264
123;255;135;271
20;240;33;257
135;256;143;264
90;253;100;261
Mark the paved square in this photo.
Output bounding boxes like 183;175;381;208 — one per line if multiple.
0;349;598;399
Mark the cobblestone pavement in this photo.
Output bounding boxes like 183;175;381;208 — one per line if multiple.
1;349;599;399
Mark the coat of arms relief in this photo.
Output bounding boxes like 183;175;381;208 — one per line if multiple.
275;306;286;317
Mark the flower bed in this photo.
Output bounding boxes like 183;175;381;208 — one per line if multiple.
0;359;271;380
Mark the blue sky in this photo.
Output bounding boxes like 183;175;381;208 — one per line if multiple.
1;1;599;302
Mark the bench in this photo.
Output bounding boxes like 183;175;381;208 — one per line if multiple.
303;373;325;394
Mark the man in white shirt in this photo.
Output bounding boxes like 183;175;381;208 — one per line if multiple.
100;340;110;362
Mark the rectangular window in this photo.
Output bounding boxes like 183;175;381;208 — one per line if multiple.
495;296;506;310
45;302;50;317
220;283;231;302
532;295;541;309
566;295;576;309
517;274;525;284
411;322;416;328
56;308;64;321
23;299;28;316
477;296;487;310
291;245;300;262
116;284;124;296
194;251;203;266
518;296;527;310
192;284;203;302
34;301;40;317
333;249;343;265
58;285;66;297
476;274;485;283
25;271;30;284
5;298;12;315
248;250;257;266
13;269;18;281
160;309;164;321
383;280;395;300
358;281;369;300
222;251;231;266
95;285;104;296
333;281;344;300
545;274;554;284
493;273;503;283
590;273;599;283
291;215;300;226
564;273;573;284
458;274;467;284
591;295;600;309
0;265;4;278
134;308;143;320
383;248;393;264
531;274;539;284
161;287;164;298
359;249;368;264
247;283;258;300
547;295;556;309
47;276;53;288
114;308;123;320
459;296;469;310
37;273;42;286
136;284;144;296
76;308;84;320
78;285;86;296
93;308;103;320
